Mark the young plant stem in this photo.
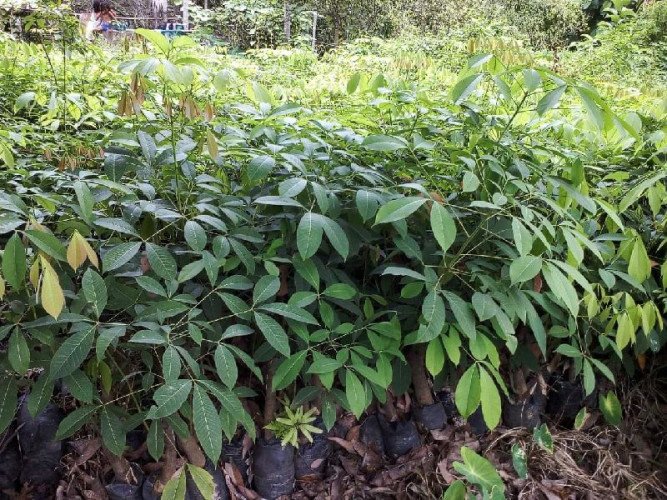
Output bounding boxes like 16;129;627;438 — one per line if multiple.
157;426;181;493
407;345;434;406
263;359;278;440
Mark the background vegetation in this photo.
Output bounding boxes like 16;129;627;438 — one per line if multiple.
0;0;665;498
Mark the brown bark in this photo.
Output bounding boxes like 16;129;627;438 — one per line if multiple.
102;449;138;485
156;426;182;493
407;345;434;406
177;434;206;467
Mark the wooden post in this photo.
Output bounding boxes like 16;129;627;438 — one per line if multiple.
182;0;189;29
311;10;317;52
283;0;291;43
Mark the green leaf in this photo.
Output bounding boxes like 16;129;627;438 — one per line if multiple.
536;85;566;115
273;350;307;390
25;230;67;261
574;408;588;430
297;212;324;259
184;221;207;252
583;359;595;396
55;405;96;440
462;171;480;192
64;370;94;403
193;384;222;463
146;243;177;281
307;357;343;374
472;293;499;322
49;325;95;379
532;424;554;453
442;480;467;500
187;465;216;499
425;337;445;376
100;406;126;456
254;312;290;356
444;292;476;340
102;242;142;273
319;215;349;260
259;303;319;325
616;312;634;350
148;419;165;461
589;358;615;384
510;256;542;285
74;181;94;222
161;468;187;500
511;443;527;479
599;391;622;426
455;365;480;418
135;28;170;54
628;238;650;283
345;370;366;418
246;155;276;184
542;262;579;317
0;378;17;435
162;346;182;382
511;218;533;257
2;233;26;290
82;269;107;318
451;73;483;103
347;72;361;94
94;217;139;237
149;380;192;419
323;283;357;300
28;374;54;417
430;202;457;254
8;329;29;375
374;197;426;225
361;135;408;151
479;367;501;429
253;275;280;304
356;190;380;221
214;345;238;389
452;446;504;492
554;344;582;358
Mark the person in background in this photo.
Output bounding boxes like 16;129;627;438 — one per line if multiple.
80;0;117;41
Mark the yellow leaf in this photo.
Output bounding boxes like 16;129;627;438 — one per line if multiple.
40;257;64;319
81;236;99;269
207;130;219;159
29;259;40;289
0;275;5;299
67;232;98;270
67;232;87;270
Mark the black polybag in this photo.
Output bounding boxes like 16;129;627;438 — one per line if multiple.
378;415;420;458
503;392;546;429
252;438;295;499
222;437;250;484
413;402;448;430
18;402;64;498
295;423;332;480
359;414;385;456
